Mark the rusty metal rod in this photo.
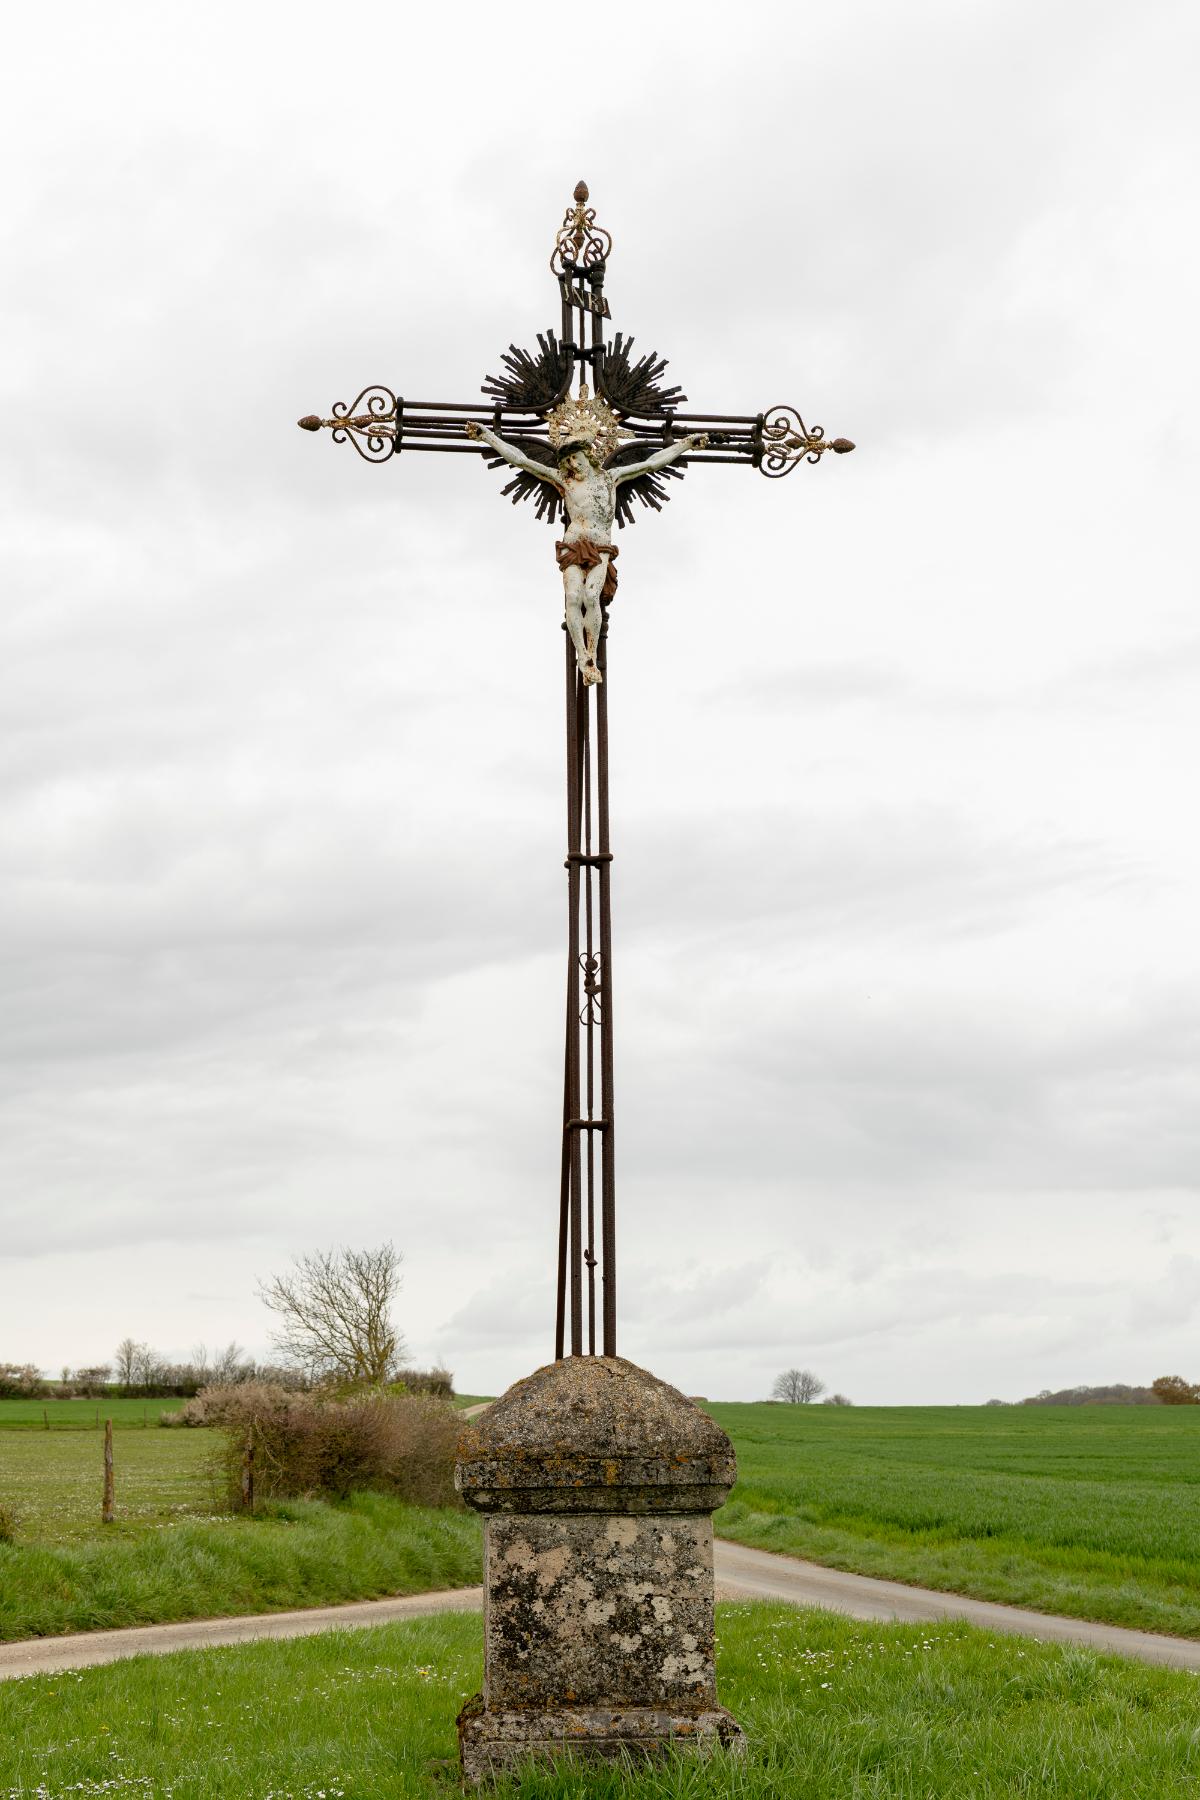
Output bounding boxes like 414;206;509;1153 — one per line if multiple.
596;616;616;1358
555;630;575;1362
566;658;586;1356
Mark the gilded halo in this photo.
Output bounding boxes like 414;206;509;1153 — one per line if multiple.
546;384;636;464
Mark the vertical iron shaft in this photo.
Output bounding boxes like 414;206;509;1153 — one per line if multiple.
556;612;615;1360
596;621;616;1356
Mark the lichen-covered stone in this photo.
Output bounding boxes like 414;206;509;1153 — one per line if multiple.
455;1354;736;1513
457;1696;745;1781
455;1355;744;1780
485;1512;716;1708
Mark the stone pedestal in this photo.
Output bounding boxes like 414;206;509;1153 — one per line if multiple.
454;1355;745;1781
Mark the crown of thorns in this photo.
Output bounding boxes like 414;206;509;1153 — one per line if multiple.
546;385;635;464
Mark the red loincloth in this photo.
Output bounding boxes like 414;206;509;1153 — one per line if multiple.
555;537;619;604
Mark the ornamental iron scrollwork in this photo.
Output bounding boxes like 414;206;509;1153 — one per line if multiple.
757;405;855;479
579;951;603;1026
297;386;398;463
551;180;612;274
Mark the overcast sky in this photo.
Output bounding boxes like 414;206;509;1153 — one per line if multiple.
3;1;1197;1404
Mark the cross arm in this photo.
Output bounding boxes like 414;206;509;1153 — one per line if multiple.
297;385;548;466
612;405;854;478
297;388;854;482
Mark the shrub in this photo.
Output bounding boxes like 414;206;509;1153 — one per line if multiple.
0;1503;19;1543
1152;1375;1200;1406
0;1363;46;1399
191;1383;461;1509
391;1366;455;1400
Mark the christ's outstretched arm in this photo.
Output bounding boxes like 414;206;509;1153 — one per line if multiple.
612;434;708;485
465;421;563;489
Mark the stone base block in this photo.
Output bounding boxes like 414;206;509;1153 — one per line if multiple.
458;1695;746;1781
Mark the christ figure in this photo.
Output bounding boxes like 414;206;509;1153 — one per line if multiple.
466;419;706;684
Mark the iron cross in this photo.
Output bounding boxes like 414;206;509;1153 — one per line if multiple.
298;180;853;1364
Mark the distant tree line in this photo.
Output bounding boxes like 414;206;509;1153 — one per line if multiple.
1;1339;453;1403
2;1242;455;1404
1014;1376;1199;1407
0;1344;303;1401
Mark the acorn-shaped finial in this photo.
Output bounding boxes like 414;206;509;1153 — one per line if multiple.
574;180;589;203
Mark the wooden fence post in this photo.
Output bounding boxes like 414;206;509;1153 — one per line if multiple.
43;1407;49;1431
102;1419;115;1524
240;1431;255;1512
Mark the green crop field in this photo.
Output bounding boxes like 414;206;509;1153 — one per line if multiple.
4;1605;1200;1799
0;1397;184;1430
711;1401;1200;1638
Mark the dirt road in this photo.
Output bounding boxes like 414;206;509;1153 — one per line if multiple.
4;1540;1198;1679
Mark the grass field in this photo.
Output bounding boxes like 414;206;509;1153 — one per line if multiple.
711;1402;1200;1639
4;1603;1200;1798
0;1425;216;1542
0;1427;481;1642
0;1398;184;1431
6;1398;1200;1646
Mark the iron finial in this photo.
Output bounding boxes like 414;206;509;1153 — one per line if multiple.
552;180;612;274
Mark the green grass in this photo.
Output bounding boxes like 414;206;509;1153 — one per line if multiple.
0;1491;481;1642
8;1399;1200;1649
0;1425;216;1543
711;1402;1200;1639
0;1428;481;1642
0;1399;184;1431
4;1603;1200;1798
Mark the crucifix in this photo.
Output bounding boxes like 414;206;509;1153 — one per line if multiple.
298;181;852;1367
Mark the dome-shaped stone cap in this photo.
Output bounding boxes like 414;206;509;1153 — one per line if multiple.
455;1355;736;1516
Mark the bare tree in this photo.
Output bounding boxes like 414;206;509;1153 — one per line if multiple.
211;1341;249;1384
772;1368;826;1405
75;1365;112;1397
130;1343;168;1393
114;1338;142;1394
258;1244;405;1387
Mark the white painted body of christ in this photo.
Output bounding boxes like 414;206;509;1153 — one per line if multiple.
467;423;705;683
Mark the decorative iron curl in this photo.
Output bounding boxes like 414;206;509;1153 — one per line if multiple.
578;951;603;1026
551;180;612;275
757;405;855;478
297;386;398;463
331;386;398;463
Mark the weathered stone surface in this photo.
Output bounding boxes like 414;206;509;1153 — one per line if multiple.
485;1512;716;1708
455;1355;745;1780
458;1696;745;1781
455;1354;736;1513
